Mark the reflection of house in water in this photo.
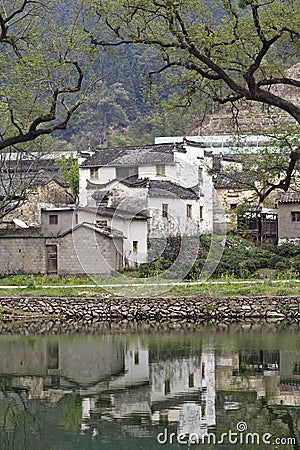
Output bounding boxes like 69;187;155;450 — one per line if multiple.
215;350;280;402
2;338;300;441
0;339;125;399
151;350;216;438
268;351;300;407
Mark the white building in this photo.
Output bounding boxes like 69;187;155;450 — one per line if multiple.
78;140;214;267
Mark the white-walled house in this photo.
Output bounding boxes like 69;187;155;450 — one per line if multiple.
78;140;214;266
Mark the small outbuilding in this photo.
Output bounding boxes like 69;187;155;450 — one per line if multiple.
0;222;123;276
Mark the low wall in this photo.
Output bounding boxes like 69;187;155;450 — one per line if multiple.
0;295;299;323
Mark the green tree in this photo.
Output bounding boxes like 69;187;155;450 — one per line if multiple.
0;1;93;219
0;0;87;150
55;154;79;201
85;0;300;200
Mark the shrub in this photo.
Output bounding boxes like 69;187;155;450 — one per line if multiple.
138;258;172;277
276;243;300;257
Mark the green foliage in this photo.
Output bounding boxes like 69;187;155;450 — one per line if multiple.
55;154;79;200
58;392;82;432
138;258;172;277
275;242;300;258
138;238;300;280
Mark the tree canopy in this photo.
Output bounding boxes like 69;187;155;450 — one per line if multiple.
0;0;89;151
87;0;300;118
85;0;300;200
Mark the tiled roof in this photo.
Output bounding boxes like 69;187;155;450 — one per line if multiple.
120;177;148;188
148;180;199;200
61;222;124;239
78;206;148;220
0;175;66;198
277;191;300;203
0;159;68;198
80;143;180;168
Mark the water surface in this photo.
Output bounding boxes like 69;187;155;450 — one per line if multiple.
0;323;299;449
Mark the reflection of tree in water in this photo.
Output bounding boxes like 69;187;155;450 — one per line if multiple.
0;375;83;450
0;376;44;450
266;402;299;450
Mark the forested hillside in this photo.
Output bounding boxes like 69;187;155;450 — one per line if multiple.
62;44;201;150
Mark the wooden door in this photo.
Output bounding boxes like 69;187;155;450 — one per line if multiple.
46;245;58;274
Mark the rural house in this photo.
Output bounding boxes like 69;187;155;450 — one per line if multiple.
78;140;215;266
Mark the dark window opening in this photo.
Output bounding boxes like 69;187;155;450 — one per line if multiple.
162;203;169;219
49;214;58;225
292;211;300;222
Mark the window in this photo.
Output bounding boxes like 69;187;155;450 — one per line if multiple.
90;168;98;180
133;241;138;253
186;204;192;218
49;214;58;225
162;203;169;219
96;220;108;227
164;379;171;395
189;373;194;388
198;166;203;181
134;351;139;365
202;363;206;379
156;164;166;176
230;203;238;209
199;205;204;221
292;211;300;222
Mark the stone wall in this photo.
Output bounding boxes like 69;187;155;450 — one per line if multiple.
1;295;299;323
0;237;46;274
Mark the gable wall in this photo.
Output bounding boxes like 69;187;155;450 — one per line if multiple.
52;227;123;275
278;203;300;241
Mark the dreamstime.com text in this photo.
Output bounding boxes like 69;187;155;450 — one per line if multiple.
157;422;296;446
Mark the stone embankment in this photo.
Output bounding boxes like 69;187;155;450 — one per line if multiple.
0;295;299;323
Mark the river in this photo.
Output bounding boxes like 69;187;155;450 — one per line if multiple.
0;321;299;449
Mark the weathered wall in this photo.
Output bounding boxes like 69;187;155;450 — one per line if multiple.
148;197;200;239
5;180;73;226
41;209;75;235
49;227;123;275
0;237;46;274
278;203;300;242
0;227;123;275
0;339;124;386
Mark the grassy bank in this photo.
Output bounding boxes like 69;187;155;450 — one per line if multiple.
1;274;300;297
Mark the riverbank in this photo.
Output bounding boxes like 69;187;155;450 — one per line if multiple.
0;295;299;324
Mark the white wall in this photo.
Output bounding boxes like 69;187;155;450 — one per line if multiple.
79;167;116;206
148;196;200;238
139;164;177;181
173;145;214;234
112;216;148;266
150;357;203;403
79;167;90;206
